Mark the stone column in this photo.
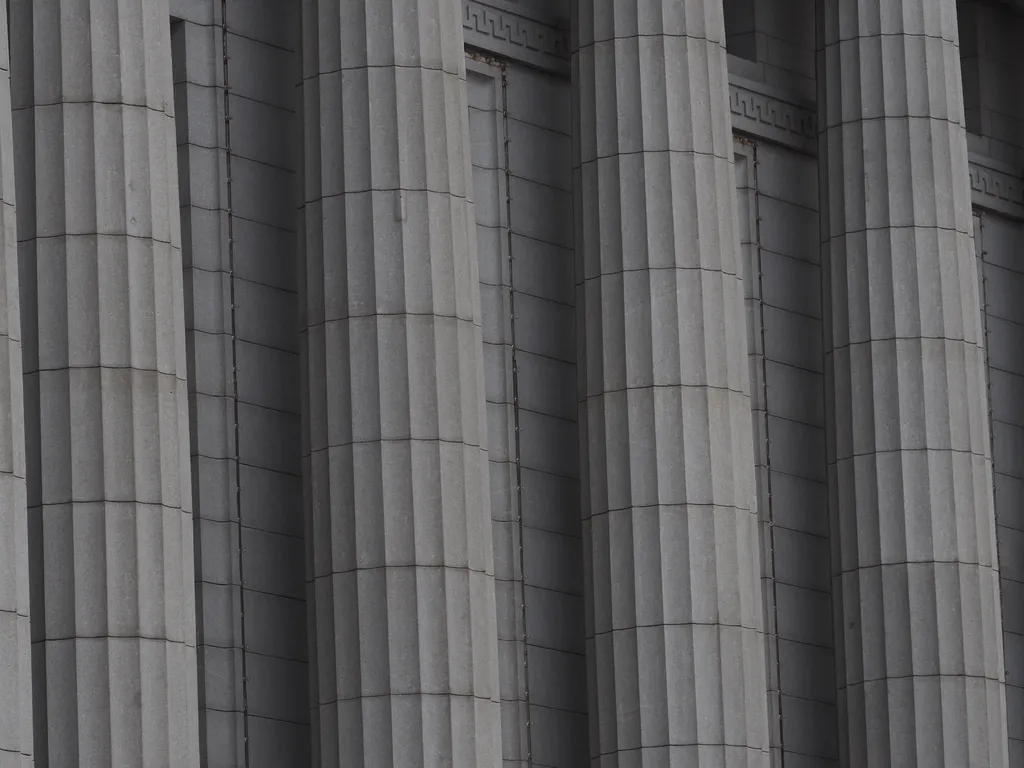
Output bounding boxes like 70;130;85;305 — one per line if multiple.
0;5;32;764
300;1;501;765
818;1;1008;765
572;1;771;765
10;0;199;765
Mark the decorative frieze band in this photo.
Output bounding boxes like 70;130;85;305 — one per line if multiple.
463;0;569;73
460;2;1024;220
728;77;817;154
969;157;1024;219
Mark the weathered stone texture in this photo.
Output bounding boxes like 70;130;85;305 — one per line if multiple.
572;0;771;764
300;1;502;765
0;5;31;765
818;1;1008;765
10;0;200;765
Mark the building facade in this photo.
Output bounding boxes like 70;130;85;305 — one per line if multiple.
0;0;1023;766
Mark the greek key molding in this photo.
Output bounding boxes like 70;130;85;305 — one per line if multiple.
728;78;817;154
463;0;570;73
969;158;1024;219
460;6;1024;219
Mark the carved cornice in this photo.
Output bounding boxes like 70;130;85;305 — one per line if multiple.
462;0;570;74
460;3;1024;220
969;156;1024;219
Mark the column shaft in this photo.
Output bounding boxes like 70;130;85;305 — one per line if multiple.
0;4;32;764
11;0;199;765
818;1;1008;765
300;1;501;765
571;1;771;764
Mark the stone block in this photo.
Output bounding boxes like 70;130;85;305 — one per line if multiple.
523;526;584;595
241;527;304;600
759;196;819;264
778;694;838;759
519;409;579;479
528;645;587;713
505;66;571;134
521;468;581;537
769;471;829;539
510;176;573;249
511;235;574;306
248;717;311;768
508;118;572;192
761;250;821;319
223;34;297;110
763;305;823;372
238;464;303;539
763;359;824;426
778;638;836;703
245;654;308;723
230;97;297;172
776;583;832;648
237;341;300;413
527;704;589;768
774;527;831;592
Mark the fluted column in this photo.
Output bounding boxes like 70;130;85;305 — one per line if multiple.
0;5;32;765
300;1;501;765
10;0;199;765
818;1;1008;765
571;1;770;765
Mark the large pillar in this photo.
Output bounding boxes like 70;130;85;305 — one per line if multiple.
818;1;1008;765
10;0;199;765
571;1;771;765
0;4;32;764
300;0;501;765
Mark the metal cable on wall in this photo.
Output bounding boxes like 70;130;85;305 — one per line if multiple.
501;60;535;768
220;2;251;764
743;137;785;767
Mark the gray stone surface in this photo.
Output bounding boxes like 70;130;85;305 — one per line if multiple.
572;0;770;764
725;0;816;98
300;1;502;765
470;57;586;768
957;0;1024;167
0;6;31;764
172;5;309;764
737;140;837;768
818;0;1008;765
468;60;530;768
11;0;200;764
0;0;1020;765
976;211;1024;768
